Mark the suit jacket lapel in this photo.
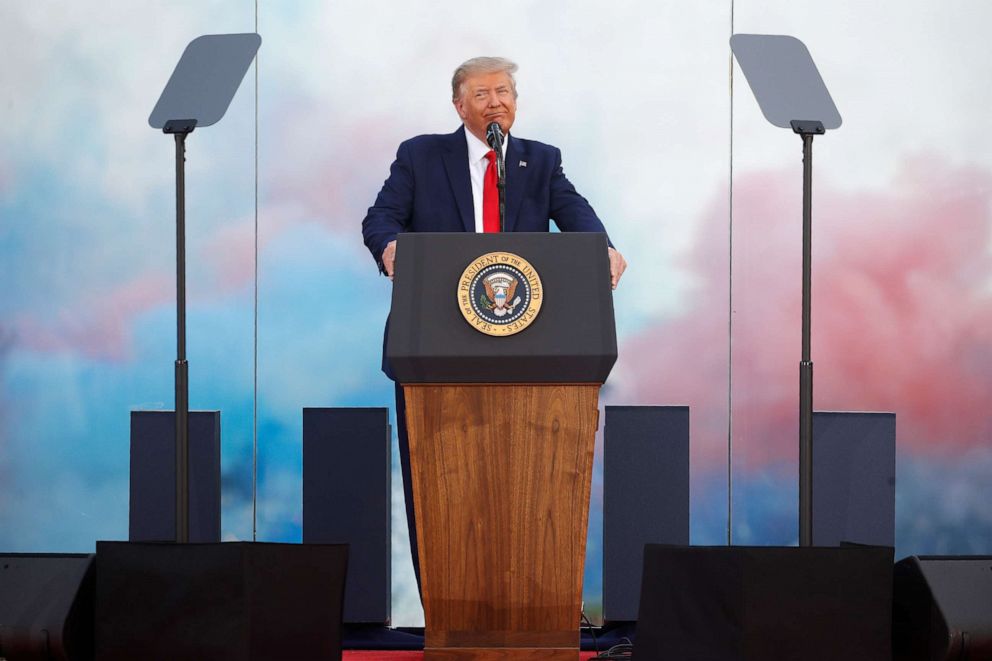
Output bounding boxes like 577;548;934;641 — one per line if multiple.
505;136;526;232
442;126;475;232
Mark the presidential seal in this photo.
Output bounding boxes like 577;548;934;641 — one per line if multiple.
458;252;543;336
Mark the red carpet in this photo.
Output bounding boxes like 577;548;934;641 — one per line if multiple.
342;653;601;660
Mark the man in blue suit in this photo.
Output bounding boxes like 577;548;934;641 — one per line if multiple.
362;56;627;590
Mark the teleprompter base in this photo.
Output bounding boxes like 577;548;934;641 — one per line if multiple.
634;544;893;661
95;541;348;661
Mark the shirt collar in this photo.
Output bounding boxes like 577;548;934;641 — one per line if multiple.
465;126;508;162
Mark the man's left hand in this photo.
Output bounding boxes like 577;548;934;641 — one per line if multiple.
608;247;627;290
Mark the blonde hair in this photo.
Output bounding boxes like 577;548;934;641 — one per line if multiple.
451;57;519;101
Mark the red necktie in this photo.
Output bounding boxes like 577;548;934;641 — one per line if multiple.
483;150;500;233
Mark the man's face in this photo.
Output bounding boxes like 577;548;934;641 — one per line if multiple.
453;71;517;144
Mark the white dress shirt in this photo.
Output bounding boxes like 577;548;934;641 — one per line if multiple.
465;128;509;232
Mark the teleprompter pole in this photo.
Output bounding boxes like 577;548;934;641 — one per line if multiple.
165;118;197;544
149;34;261;543
792;119;823;547
731;34;841;548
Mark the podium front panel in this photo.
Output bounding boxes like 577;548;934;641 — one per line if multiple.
387;232;617;383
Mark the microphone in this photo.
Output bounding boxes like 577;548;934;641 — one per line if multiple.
485;121;504;151
486;121;506;181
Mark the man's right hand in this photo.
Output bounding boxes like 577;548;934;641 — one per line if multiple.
382;240;397;280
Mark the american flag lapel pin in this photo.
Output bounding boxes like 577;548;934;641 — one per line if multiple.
519;160;527;167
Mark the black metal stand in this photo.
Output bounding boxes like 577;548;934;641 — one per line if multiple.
495;151;506;233
148;34;261;544
731;33;841;549
163;118;197;543
791;119;824;547
486;122;507;232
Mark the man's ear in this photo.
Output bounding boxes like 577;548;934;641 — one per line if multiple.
453;98;467;120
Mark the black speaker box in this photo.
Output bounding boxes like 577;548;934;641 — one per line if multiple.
0;553;94;661
95;542;348;661
633;544;893;661
893;555;992;661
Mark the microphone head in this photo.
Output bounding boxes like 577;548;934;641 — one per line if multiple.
486;122;504;149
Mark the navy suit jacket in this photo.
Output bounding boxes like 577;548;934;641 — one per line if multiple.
362;126;611;272
362;125;612;378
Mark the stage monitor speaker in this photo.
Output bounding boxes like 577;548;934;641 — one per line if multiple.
813;411;895;547
603;405;689;623
303;407;391;625
893;555;992;661
0;553;94;661
633;544;893;661
129;410;221;542
95;541;348;661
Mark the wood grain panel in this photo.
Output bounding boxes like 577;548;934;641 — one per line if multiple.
404;384;599;658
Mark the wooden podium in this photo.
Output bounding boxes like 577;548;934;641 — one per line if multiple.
387;233;617;660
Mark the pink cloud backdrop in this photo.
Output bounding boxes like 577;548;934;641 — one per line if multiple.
615;155;992;474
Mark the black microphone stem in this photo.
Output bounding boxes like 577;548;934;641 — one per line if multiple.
496;150;506;233
487;122;507;232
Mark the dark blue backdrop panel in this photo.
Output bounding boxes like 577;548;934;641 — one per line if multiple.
603;405;690;623
129;411;221;543
812;411;896;547
303;407;391;625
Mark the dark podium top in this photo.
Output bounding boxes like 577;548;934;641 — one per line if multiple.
386;232;617;383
